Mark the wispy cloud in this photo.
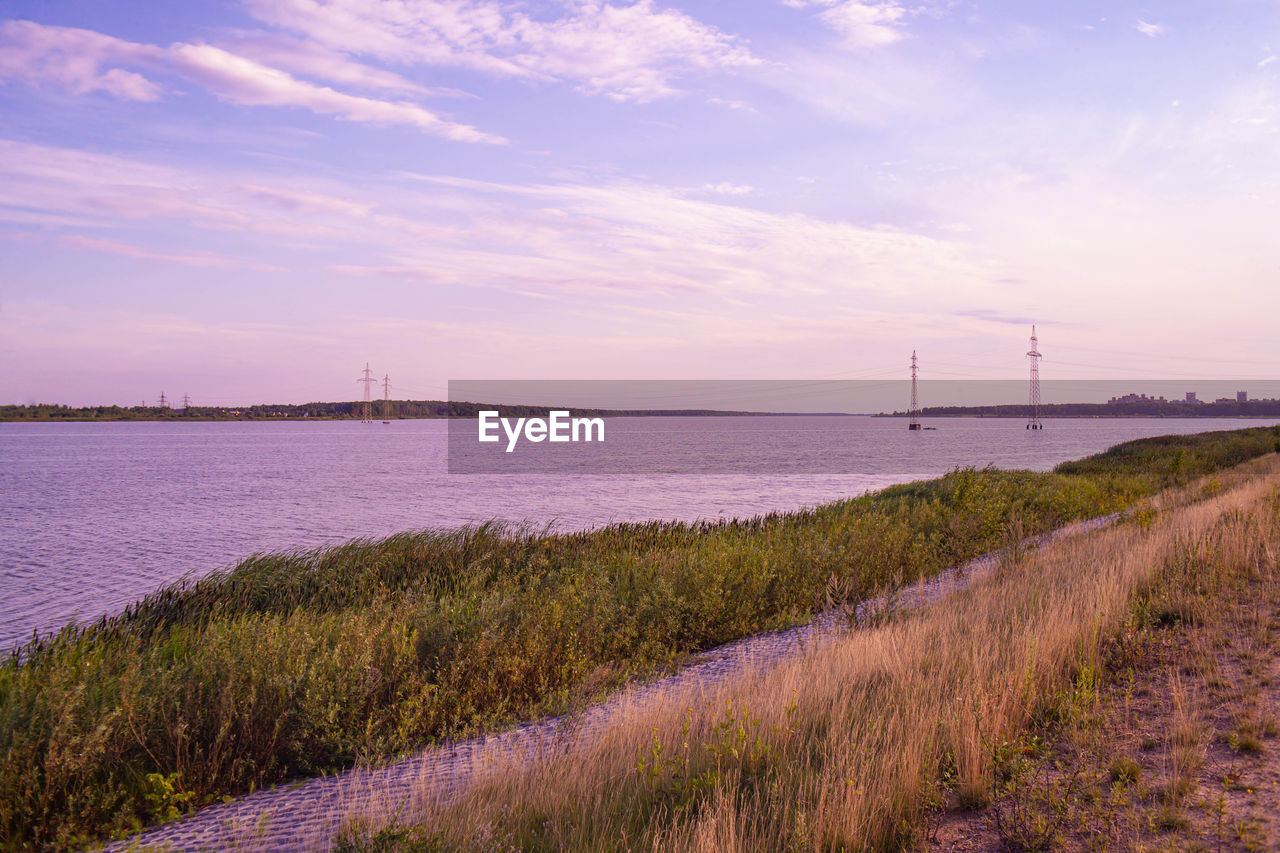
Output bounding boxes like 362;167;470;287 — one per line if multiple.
784;0;908;49
1259;55;1277;70
707;96;757;113
755;44;961;126
58;235;286;270
820;1;908;48
957;308;1038;326
215;31;466;96
168;42;504;142
0;139;1003;308
700;182;754;195
0;20;163;100
0;20;503;143
0;139;369;241
1135;19;1163;38
362;173;1005;304
240;0;761;103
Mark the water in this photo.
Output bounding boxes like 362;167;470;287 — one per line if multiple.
1;416;1274;649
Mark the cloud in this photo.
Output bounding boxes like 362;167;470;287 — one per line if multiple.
2;3;761;134
0;20;502;143
1135;20;1163;38
0;139;374;242
707;96;757;112
0;137;1007;324
364;173;1005;303
58;235;285;270
240;184;375;217
1;298;336;376
700;182;754;195
784;0;908;49
216;31;465;96
1259;55;1277;70
819;1;907;48
167;43;504;142
755;45;960;126
240;0;760;102
957;309;1038;326
0;20;163;100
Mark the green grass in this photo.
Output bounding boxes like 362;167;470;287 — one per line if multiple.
2;425;1278;849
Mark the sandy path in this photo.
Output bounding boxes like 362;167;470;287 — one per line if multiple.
108;515;1115;852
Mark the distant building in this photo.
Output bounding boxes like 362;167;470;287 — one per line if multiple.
1107;393;1167;404
1185;391;1199;403
1237;390;1248;403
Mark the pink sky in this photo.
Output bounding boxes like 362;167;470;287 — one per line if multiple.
3;1;1280;405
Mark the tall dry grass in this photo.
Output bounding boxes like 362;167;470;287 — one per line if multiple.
341;454;1280;852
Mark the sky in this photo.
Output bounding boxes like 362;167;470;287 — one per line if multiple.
2;0;1280;406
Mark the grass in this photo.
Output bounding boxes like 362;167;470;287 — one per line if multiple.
333;445;1280;852
1;425;1278;848
954;465;1280;851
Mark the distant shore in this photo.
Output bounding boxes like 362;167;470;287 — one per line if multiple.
9;400;1280;422
1;401;849;422
878;400;1280;419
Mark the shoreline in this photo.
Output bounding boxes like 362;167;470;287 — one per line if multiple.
4;425;1280;848
6;412;1280;422
112;510;1126;852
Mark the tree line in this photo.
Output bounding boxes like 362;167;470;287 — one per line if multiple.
0;401;770;421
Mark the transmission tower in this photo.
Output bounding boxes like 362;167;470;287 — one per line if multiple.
1026;326;1043;430
357;363;376;423
381;374;391;424
158;391;168;409
181;392;191;411
908;350;921;430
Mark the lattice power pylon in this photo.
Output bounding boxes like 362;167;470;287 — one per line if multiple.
1026;326;1043;430
382;374;391;424
908;350;921;430
357;363;376;423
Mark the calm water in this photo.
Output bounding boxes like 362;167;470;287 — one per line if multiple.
2;416;1274;650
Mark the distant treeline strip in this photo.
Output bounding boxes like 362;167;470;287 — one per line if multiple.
0;401;791;421
883;400;1280;418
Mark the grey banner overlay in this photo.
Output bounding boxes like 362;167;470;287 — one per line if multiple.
446;380;1280;474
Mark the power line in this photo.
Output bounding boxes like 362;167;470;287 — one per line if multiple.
1026;326;1043;430
908;350;921;431
357;363;376;423
1050;341;1280;368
